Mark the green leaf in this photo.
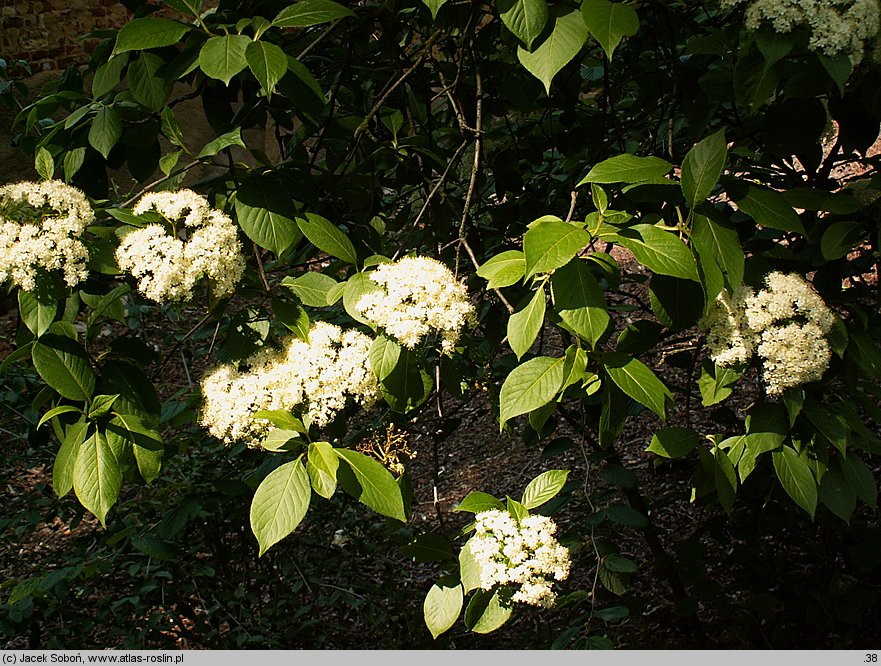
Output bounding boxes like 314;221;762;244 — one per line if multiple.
63;148;86;182
162;0;203;16
87;394;119;420
272;297;310;340
107;413;163;483
250;457;312;556
603;554;638;574
92;55;128;98
681;129;727;210
272;0;355;28
160;107;186;148
369;335;401;382
499;355;566;425
732;185;806;236
578;154;672;186
507;496;529;523
336;448;407;521
523;219;590;277
159;150;180;177
772;446;817;518
127;52;172;112
842;453;877;509
464;588;513;634
819;464;856;523
521;469;569;509
380;347;432;414
714;446;737;514
603;352;670;419
85;284;131;328
226;306;271;360
54;420;88;497
282;272;338;307
508;286;546;360
88;106;122;160
821;221;864;261
259;429;301;452
404;532;456;562
297;213;358;264
37;405;82;429
690;215;744;292
603;503;648;528
18;290;57;337
647;427;700;459
476;250;526;289
617;224;699;281
114;17;190;54
235;176;302;254
551;258;609;346
254;410;306;432
32;334;96;402
649;275;704;330
698;360;741;407
424;582;464;640
199;35;252;86
421;0;448;19
498;0;548;49
459;538;482;593
454;491;505;513
343;271;380;324
580;0;639;60
73;429;122;527
246;40;288;100
517;9;590;94
35;146;54;180
197;127;246;158
307;441;338;499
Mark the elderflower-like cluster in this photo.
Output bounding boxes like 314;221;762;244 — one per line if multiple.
0;180;93;291
702;272;836;395
719;0;881;64
115;190;245;302
355;256;475;354
468;509;571;608
200;322;380;444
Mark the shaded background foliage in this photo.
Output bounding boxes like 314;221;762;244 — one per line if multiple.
2;0;881;648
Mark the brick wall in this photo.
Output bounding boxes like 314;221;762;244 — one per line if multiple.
1;0;132;71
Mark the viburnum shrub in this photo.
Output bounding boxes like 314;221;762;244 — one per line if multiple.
3;0;881;643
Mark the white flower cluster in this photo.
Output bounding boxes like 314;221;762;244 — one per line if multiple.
0;180;93;291
115;190;245;302
702;272;836;395
200;322;381;444
720;0;881;64
468;509;571;608
355;256;475;354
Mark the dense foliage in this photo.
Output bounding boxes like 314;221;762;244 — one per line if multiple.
2;0;881;647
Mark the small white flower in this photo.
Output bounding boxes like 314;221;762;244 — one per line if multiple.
719;0;880;64
116;190;245;303
200;322;380;444
467;509;570;608
702;272;836;395
0;180;93;290
355;256;475;353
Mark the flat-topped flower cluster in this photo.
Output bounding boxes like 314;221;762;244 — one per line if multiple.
356;256;475;354
200;321;381;444
115;190;245;302
0;180;93;291
468;509;571;608
703;272;836;395
720;0;881;64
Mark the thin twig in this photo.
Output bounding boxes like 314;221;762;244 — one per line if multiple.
253;243;272;292
120;160;201;208
455;65;483;277
392;140;470;260
298;19;343;60
151;310;213;381
564;190;578;223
